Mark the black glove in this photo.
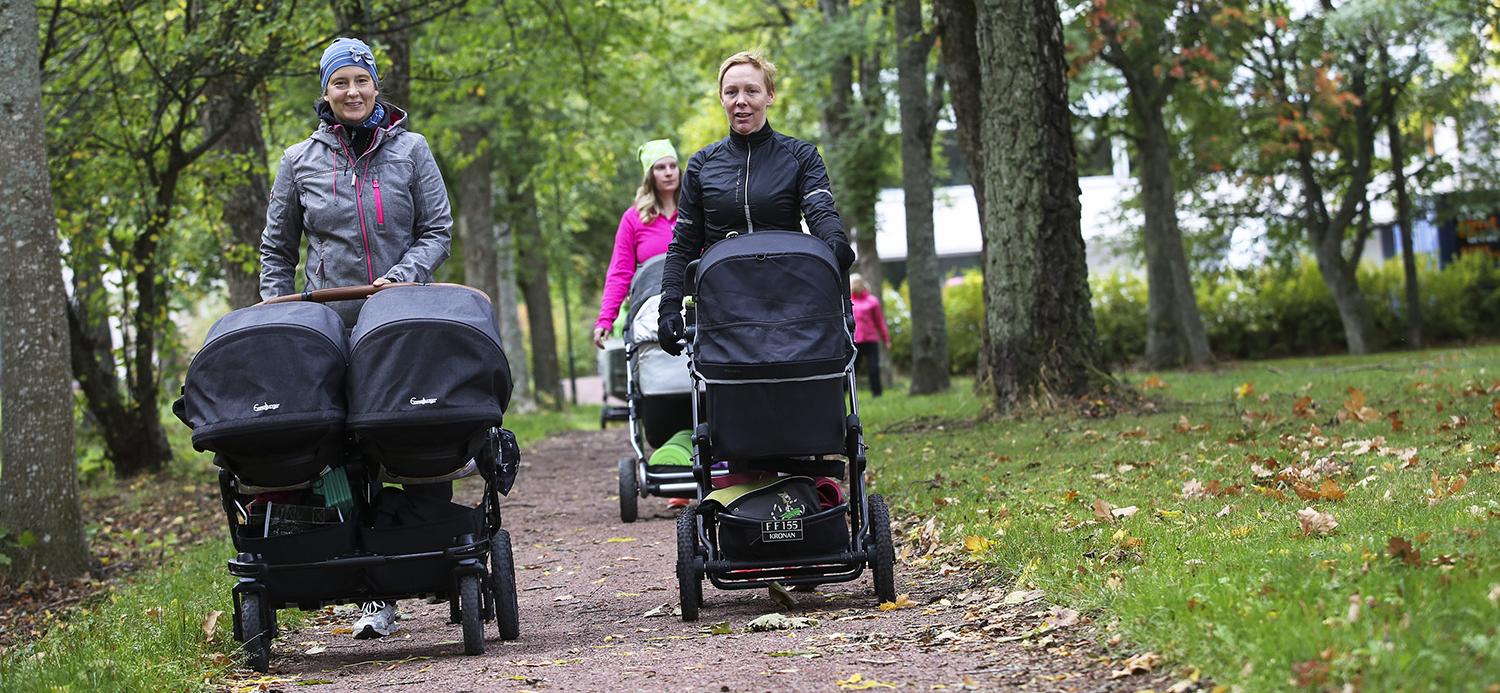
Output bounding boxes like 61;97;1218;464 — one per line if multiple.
829;240;856;273
658;310;686;356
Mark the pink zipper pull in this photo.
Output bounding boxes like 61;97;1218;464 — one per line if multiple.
372;178;384;224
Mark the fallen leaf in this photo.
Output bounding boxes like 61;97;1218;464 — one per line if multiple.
1092;499;1115;523
605;537;637;543
1318;478;1345;502
746;613;818;632
963;535;992;554
1181;479;1208;500
705;620;733;635
1001;589;1044;605
1109;651;1162;678
1142;375;1167;390
1216;505;1233;518
836;673;897;690
1386;536;1422;566
642;603;678;618
1293;396;1316;418
201;610;223;642
1112;506;1139;519
1236;382;1255;398
304;644;327;655
878;594;917;611
1295;507;1338;537
769;582;798;609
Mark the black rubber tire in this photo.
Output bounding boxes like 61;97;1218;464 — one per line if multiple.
675;509;703;621
238;592;271;673
618;457;639;523
490;529;521;641
460;574;485;655
868;494;897;604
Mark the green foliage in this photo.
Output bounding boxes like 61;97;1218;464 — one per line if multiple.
888;271;982;375
861;346;1500;690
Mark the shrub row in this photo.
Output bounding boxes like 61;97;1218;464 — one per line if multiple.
885;253;1500;372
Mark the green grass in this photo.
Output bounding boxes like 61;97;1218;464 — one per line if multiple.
0;539;240;691
1;402;601;691
861;347;1500;691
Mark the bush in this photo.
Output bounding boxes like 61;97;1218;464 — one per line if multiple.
885;254;1500;372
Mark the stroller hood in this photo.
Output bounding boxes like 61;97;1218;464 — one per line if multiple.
179;301;348;487
693;231;852;380
347;284;512;429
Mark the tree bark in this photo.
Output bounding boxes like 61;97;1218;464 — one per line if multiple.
0;0;89;580
511;177;562;408
1388;101;1422;348
494;187;532;407
896;0;950;394
457;128;502;331
204;94;271;309
933;0;992;394
977;0;1103;410
1124;75;1213;368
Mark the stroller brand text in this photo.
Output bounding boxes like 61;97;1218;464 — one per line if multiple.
253;402;281;412
410;396;438;406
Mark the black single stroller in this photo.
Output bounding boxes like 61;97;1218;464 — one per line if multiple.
672;231;896;620
175;283;521;671
614;255;710;522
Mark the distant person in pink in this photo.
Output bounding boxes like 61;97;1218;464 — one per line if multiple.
850;274;890;397
592;139;680;349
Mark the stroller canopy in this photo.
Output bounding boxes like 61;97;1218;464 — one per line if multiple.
347;284;513;430
625;254;667;344
181;301;348;447
693;231;852;381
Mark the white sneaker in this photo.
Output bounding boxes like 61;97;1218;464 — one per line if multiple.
353;601;398;639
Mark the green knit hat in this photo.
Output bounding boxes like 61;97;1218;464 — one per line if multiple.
637;139;678;177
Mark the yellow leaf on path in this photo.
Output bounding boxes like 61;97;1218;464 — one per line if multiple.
878;594;916;611
330;626;353;635
837;673;897;690
605;537;636;543
963;535;992;554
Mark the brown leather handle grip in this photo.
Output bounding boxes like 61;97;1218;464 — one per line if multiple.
260;282;492;305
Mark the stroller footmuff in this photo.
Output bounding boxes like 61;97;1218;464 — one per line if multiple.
673;231;897;620
177;284;523;672
615;255;699;522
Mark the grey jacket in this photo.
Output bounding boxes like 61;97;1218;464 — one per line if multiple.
259;103;452;325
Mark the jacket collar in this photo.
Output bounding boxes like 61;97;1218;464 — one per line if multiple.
728;120;774;148
310;101;408;148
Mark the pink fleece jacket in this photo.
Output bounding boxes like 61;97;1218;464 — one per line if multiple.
851;290;890;345
595;206;677;331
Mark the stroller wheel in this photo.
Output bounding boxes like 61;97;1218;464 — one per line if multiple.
489;529;521;641
676;509;703;621
618;457;640;523
459;574;485;655
238;592;271;672
868;494;897;604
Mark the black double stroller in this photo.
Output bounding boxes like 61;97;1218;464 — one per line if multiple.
175;284;521;671
614;255;711;522
672;231;896;620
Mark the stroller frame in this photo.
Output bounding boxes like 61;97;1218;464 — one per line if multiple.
673;259;896;621
221;426;522;672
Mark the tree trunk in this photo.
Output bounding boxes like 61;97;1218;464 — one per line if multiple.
511;178;562;408
0;0;89;581
1388;110;1422;348
1127;79;1213;368
896;0;950;394
933;0;992;394
204;94;271;309
457;128;502;331
330;1;411;109
494;189;532;407
976;0;1103;410
1312;235;1371;355
820;0;886;298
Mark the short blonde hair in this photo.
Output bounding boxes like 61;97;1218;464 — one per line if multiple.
717;51;777;96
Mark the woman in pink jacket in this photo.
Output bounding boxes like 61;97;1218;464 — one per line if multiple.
591;139;680;348
850;274;890;397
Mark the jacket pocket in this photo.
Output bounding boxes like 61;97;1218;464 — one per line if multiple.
372;177;385;226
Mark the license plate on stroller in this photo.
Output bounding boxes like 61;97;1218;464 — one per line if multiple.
761;519;803;543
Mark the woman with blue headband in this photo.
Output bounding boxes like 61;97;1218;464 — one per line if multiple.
258;37;454;641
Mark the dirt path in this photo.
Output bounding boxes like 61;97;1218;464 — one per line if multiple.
238;430;1178;692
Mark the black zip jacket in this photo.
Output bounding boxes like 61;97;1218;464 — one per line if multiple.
658;122;854;313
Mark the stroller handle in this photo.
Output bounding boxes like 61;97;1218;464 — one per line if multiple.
261;282;493;306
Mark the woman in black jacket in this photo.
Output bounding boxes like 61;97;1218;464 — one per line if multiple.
656;51;856;354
